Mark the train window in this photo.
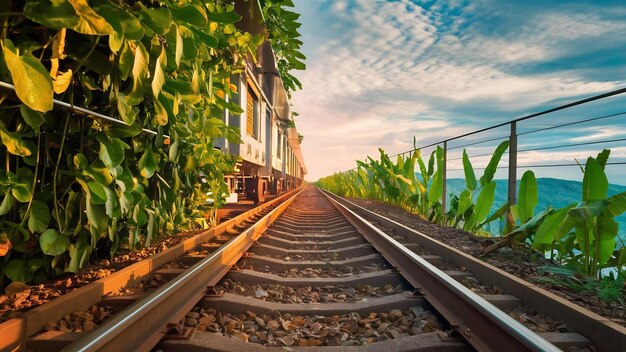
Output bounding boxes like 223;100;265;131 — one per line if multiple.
246;86;259;139
276;131;282;158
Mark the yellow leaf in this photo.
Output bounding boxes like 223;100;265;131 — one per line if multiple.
173;92;180;115
183;155;196;173
53;69;73;94
69;0;114;35
151;46;166;97
50;58;59;78
229;83;237;93
396;174;412;185
51;28;66;59
2;39;53;112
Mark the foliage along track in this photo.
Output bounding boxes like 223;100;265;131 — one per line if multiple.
323;190;626;352
0;189;297;352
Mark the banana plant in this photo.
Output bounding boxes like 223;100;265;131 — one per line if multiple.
446;141;509;232
320;144;445;220
532;150;626;276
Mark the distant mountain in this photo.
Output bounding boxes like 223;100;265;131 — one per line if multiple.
444;178;626;241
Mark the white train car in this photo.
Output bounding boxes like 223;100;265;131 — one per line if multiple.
214;1;306;204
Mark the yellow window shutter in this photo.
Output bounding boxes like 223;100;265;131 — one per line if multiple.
246;89;254;136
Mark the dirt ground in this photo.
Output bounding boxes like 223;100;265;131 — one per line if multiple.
0;231;197;323
347;197;626;327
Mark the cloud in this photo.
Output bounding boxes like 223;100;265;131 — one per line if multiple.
569;126;626;143
292;0;626;181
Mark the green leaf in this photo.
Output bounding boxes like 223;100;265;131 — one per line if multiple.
583;157;608;201
606;192;626;217
12;184;32;203
462;150;477;191
87;181;107;204
137;4;173;35
190;27;218;48
20;105;45;132
480;201;511;228
596;213;617;265
5;259;34;282
179;25;198;61
86;196;108;234
0;121;32;157
132;203;148;226
64;191;80;231
428;147;444;203
533;205;574;248
517;170;538;223
146;209;156;246
595;149;610;169
569;200;608;225
23;0;79;29
466;181;496;231
427;151;435;176
508;208;551;236
480;141;509;186
39;229;69;256
2;39;53;112
84;160;114;186
556;200;608;242
165;24;184;68
206;10;241;24
28;200;50;233
457;189;473;215
120;191;134;215
73;153;89;170
169;138;179;161
96;134;128;168
0;192;15;215
118;41;134;80
154;93;172;126
171;4;208;27
67;235;91;273
103;186;121;219
107;121;143;138
138;143;160;178
93;0;144;40
114;166;135;192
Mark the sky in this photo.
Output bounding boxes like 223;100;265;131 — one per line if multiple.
290;0;626;184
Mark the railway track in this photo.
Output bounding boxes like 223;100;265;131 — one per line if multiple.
7;186;625;351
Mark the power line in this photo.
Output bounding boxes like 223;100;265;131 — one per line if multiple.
393;86;626;157
517;111;626;136
447;137;626;161
447;161;626;171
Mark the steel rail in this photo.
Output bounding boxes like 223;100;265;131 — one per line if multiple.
63;189;303;352
320;188;561;352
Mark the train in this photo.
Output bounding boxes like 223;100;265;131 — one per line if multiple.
214;1;307;204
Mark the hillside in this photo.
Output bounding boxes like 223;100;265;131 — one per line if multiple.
445;178;626;241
